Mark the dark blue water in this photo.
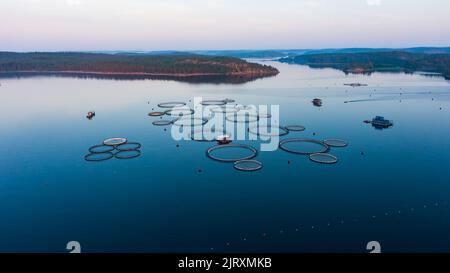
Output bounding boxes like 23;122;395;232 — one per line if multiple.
1;62;450;253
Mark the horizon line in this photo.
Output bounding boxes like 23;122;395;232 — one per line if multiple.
2;46;450;54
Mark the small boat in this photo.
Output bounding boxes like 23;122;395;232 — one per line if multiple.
312;98;323;107
344;83;368;87
86;111;96;119
369;116;393;128
216;134;232;145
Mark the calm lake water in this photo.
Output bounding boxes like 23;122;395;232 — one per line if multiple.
1;61;450;253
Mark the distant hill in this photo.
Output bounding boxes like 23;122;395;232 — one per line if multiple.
285;47;450;56
88;50;306;58
88;47;450;59
0;52;279;83
192;50;292;59
279;51;450;79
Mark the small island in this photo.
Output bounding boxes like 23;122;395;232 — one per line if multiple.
0;52;279;83
279;51;450;79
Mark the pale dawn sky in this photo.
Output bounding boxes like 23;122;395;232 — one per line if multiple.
1;0;449;51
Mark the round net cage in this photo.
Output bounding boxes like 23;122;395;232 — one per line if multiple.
115;150;142;160
173;117;209;127
285;125;306;132
309;153;338;164
157;102;187;108
206;144;258;162
234;160;263;172
89;144;115;154
279;138;329;155
226;113;259;123
84;152;114;162
209;105;240;114
236;105;257;111
165;108;195;117
148;111;165;117
323;139;348;148
248;125;289;137
200;100;227;106
152;120;173;126
103;137;127;146
222;98;235;104
115;142;142;151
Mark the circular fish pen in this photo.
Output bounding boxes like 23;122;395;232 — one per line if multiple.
209;105;240;114
323;139;348;147
309;153;338;164
206;144;258;162
115;142;142;151
115;150;142;160
279;138;329;155
148;111;165;117
152;120;173;126
157;102;187;108
173;117;209;127
222;98;235;104
200;100;227;106
225;113;259;123
234;160;263;172
248;125;289;137
88;144;116;154
285;125;306;132
164;108;195;117
103;137;127;146
84;152;114;162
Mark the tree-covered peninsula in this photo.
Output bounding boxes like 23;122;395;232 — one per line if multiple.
0;52;279;83
280;51;450;79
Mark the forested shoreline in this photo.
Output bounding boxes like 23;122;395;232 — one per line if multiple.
0;52;279;78
279;52;450;79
